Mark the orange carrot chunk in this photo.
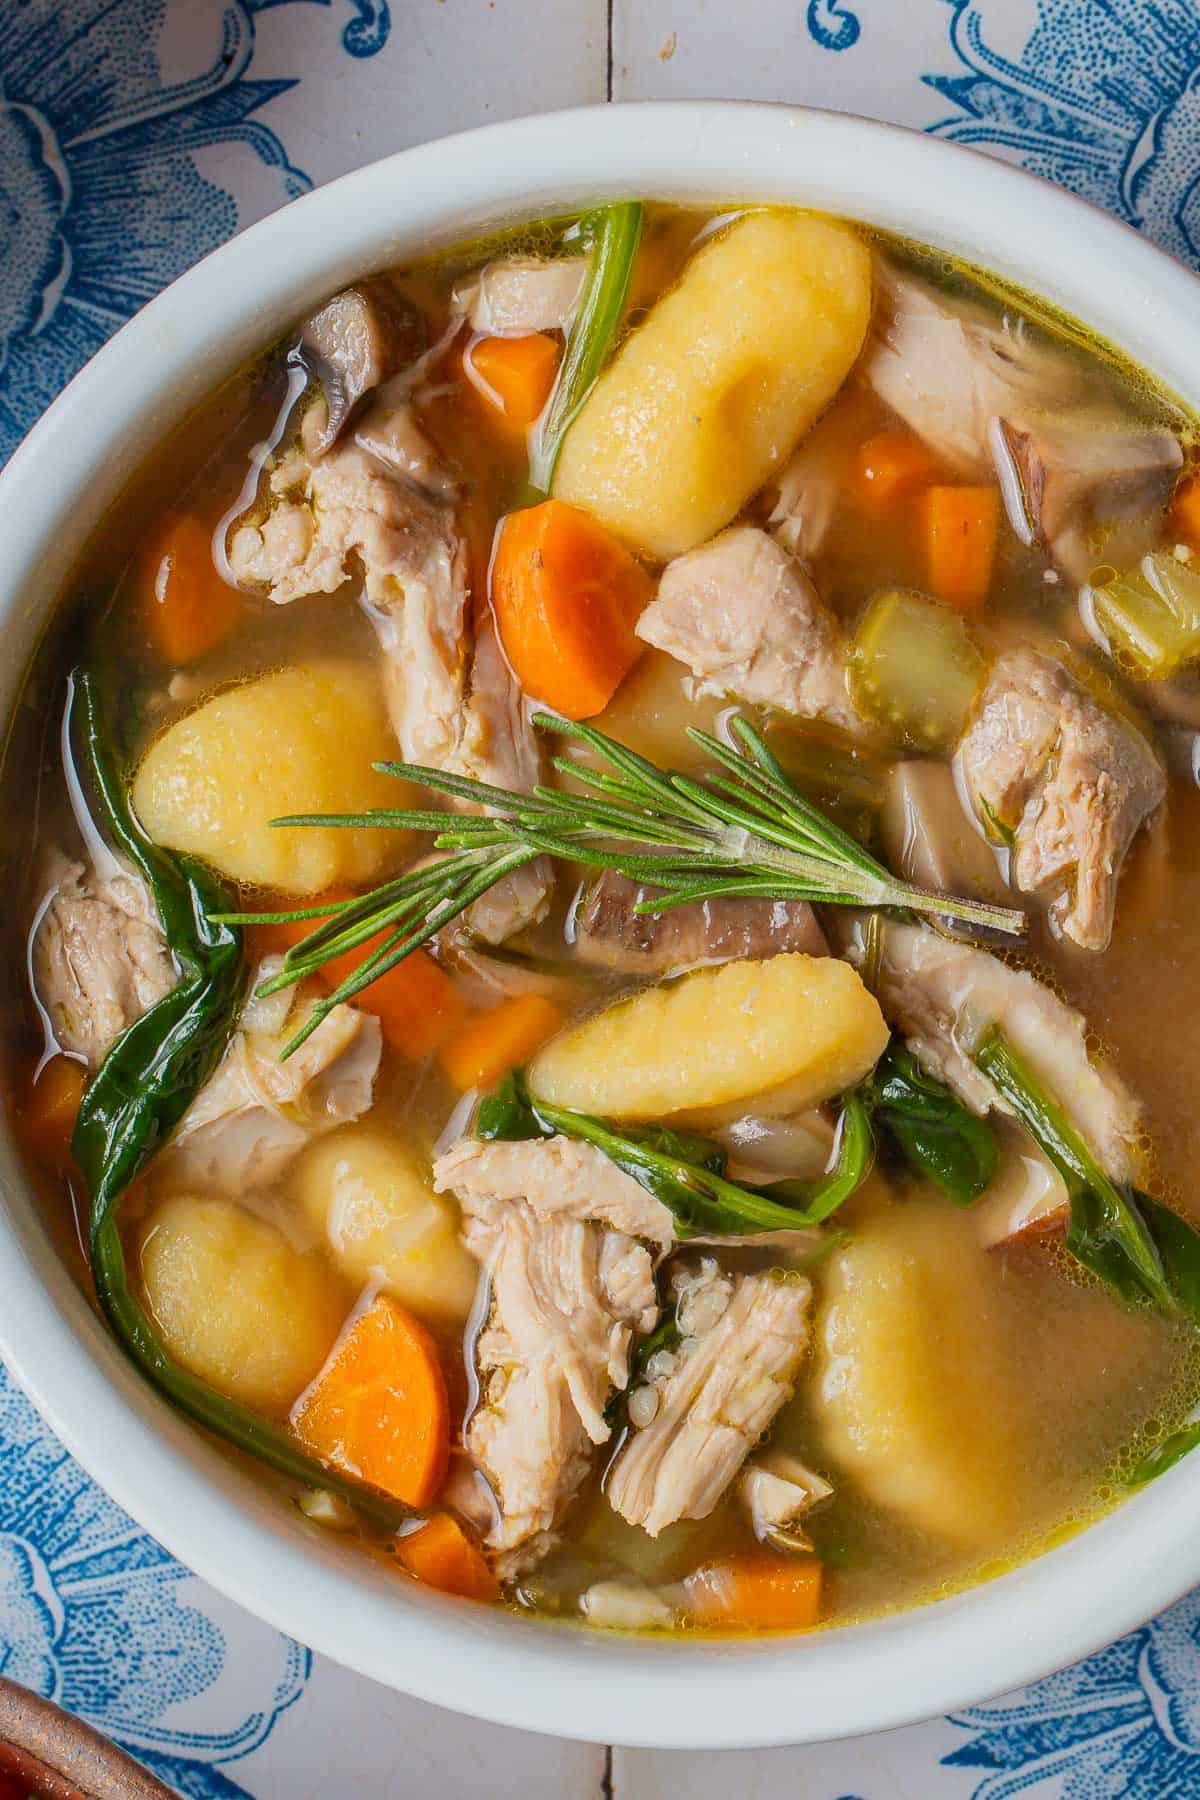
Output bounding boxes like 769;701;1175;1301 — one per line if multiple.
398;1513;499;1601
853;428;940;511
467;333;561;431
140;514;242;665
1170;471;1200;551
923;484;999;613
439;992;564;1093
683;1552;823;1632
491;498;654;719
252;900;466;1061
24;1056;86;1171
293;1294;450;1507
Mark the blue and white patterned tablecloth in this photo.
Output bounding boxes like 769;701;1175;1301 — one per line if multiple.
6;5;1200;1794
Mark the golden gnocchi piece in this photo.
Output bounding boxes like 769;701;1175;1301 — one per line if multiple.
139;1195;347;1413
131;662;409;895
553;211;873;559
814;1202;1028;1549
527;953;887;1122
294;1126;479;1323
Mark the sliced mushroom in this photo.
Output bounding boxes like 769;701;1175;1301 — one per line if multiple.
879;759;1009;906
990;412;1182;582
299;281;422;454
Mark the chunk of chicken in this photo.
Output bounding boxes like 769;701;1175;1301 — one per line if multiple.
228;417;468;751
863;262;1083;474
607;1260;811;1537
456;1177;658;1575
458;255;586;336
155;969;381;1194
228;396;550;938
843;916;1141;1183
990;413;1181;583
636;527;859;731
456;609;553;945
32;856;177;1066
768;432;841;565
433;1134;674;1253
570;871;827;977
738;1449;833;1552
299;281;422;454
958;649;1165;950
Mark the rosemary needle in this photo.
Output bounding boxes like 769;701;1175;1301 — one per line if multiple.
213;713;1025;1059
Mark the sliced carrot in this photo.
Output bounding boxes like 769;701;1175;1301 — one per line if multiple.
491;498;654;719
1170;472;1200;552
24;1056;86;1172
293;1294;450;1507
439;992;564;1093
923;484;1000;613
253;900;466;1061
398;1513;499;1601
852;428;941;511
466;333;561;431
139;513;242;665
683;1552;823;1632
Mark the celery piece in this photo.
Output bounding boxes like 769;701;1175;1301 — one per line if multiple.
848;588;986;752
1089;550;1200;680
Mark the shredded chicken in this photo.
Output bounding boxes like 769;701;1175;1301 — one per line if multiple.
768;432;841;564
32;855;177;1066
458;255;586;336
866;263;1179;577
457;1196;658;1576
958;648;1165;950
570;872;827;976
227;389;550;939
457;609;552;944
433;1134;674;1252
637;527;859;731
155;970;381;1194
864;262;1083;474
435;1135;667;1573
843;916;1142;1183
607;1260;811;1537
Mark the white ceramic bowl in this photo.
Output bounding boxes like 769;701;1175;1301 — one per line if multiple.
1;102;1198;1751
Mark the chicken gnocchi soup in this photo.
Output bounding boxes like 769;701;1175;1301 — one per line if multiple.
11;201;1200;1638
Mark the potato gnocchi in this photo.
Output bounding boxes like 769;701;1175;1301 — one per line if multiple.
554;211;873;558
132;663;409;895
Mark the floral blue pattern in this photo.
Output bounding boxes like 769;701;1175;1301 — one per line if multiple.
0;1361;308;1796
927;0;1200;271
924;12;1200;1785
944;1594;1200;1797
806;0;862;53
0;0;390;468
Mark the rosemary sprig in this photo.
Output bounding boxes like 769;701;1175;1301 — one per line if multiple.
214;713;1024;1059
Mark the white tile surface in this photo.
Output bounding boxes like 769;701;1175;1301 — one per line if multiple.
251;0;609;185
232;1657;608;1799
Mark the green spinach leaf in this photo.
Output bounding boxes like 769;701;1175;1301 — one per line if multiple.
869;1043;998;1204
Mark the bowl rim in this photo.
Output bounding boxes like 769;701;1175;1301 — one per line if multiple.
1;99;1199;1751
